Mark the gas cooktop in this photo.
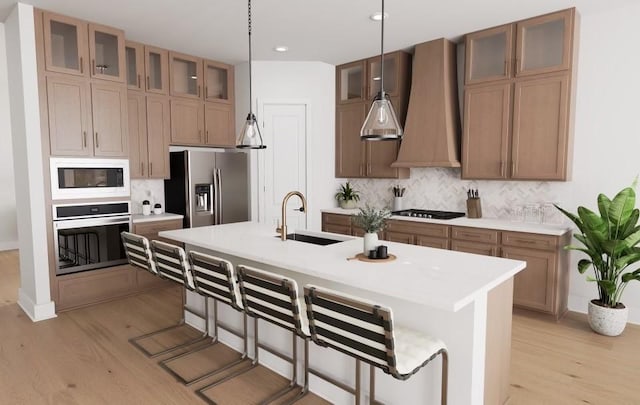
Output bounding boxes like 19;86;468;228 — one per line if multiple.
392;209;466;220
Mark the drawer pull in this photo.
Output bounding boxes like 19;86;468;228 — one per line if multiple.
513;239;538;245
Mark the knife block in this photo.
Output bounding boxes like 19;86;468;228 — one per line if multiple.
467;198;482;219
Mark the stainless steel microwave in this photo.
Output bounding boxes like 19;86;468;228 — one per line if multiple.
50;158;130;200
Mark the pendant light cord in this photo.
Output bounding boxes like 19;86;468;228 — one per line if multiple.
380;0;385;98
248;0;253;115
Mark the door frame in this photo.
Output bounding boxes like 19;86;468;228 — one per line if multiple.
256;99;311;228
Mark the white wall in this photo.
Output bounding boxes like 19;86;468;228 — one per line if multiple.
5;3;55;321
235;61;339;232
0;23;18;251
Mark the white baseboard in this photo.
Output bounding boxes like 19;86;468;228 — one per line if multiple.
17;289;56;322
568;294;640;325
0;240;19;251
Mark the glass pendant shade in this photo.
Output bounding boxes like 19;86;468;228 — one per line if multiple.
237;113;266;149
360;92;403;140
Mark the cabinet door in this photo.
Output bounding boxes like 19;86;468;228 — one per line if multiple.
465;24;514;85
170;52;203;99
91;83;128;157
127;92;147;178
335;103;366;177
47;75;92;156
145;46;169;94
516;9;574;77
323;224;351;236
336;60;366;104
367;53;401;98
416;236;450;250
451;240;498;256
146;96;171;179
125;41;144;91
88;23;125;82
502;247;557;313
42;12;88;76
170;98;204;145
204;60;234;104
511;74;569;180
365;97;406;179
462;83;511;179
204;103;235;147
386;231;414;245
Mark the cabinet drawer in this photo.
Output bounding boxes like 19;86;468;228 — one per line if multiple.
451;240;498;256
416;236;449;250
502;231;557;251
323;223;351;236
322;213;352;227
452;226;500;244
133;219;183;238
386;231;414;245
57;265;136;310
387;220;450;238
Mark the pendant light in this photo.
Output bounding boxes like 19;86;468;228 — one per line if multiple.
360;0;403;141
237;0;266;149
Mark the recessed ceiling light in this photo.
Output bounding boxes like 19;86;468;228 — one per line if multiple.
369;12;389;21
273;46;289;52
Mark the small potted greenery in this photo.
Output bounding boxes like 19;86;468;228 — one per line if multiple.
335;182;360;209
555;181;640;336
352;205;391;254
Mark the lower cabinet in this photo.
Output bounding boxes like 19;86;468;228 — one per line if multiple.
502;247;557;313
451;240;498;256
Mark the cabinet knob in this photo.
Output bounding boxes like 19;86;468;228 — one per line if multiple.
137;74;141;89
146;76;150;90
92;59;96;76
80;57;84;74
150;162;153;176
141;162;144;176
95;132;99;148
82;131;87;148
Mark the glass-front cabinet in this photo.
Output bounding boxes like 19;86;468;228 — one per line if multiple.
88;23;125;82
43;12;88;76
516;9;573;76
145;46;169;94
367;54;400;98
170;52;203;99
204;60;233;103
465;24;513;85
125;41;144;91
337;61;366;104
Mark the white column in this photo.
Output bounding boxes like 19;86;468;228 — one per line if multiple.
5;3;56;321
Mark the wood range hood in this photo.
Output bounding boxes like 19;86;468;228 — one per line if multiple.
392;38;461;168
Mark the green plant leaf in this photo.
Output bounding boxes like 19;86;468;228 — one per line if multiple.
623;228;640;250
577;259;592;274
597;280;617;298
597;193;612;221
555;204;584;233
601;239;628;257
615;252;640;269
622;270;640;283
607;187;636;234
620;209;640;239
586;276;597;282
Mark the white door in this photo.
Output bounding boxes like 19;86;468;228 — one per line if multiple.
259;102;307;231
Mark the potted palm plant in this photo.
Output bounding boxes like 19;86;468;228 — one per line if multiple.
335;182;360;209
352;205;391;254
556;182;640;336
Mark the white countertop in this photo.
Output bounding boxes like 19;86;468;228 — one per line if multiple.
322;208;571;236
160;222;526;312
132;213;184;224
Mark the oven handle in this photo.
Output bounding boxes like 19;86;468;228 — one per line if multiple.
53;215;132;230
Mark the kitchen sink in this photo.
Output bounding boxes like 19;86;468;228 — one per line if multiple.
276;233;345;246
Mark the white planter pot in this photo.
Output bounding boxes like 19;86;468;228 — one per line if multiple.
340;199;357;209
588;300;628;336
363;232;379;255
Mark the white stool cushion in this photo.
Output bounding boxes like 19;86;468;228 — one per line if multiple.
393;326;446;376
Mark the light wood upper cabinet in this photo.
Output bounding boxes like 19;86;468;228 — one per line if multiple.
145;46;169;94
335;103;366;177
146;96;171;178
204;103;235;147
171;98;204;145
43;12;88;76
91;83;128;157
511;74;569;180
46;75;92;156
465;24;514;85
88;23;125;82
204;60;234;104
462;82;511;179
170;52;203;99
337;60;366;104
127;92;147;178
125;41;144;91
515;9;575;77
367;53;404;98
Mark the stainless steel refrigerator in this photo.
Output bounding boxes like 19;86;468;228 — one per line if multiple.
164;150;249;228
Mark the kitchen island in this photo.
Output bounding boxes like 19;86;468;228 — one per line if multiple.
160;222;526;405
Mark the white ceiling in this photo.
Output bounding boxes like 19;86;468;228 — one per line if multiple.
0;0;637;65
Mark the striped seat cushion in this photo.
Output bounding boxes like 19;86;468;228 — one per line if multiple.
150;240;194;289
121;232;156;274
237;265;309;337
188;251;242;310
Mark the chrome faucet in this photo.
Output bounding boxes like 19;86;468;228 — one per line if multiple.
277;191;307;241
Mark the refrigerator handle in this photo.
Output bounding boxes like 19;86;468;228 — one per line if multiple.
215;168;223;224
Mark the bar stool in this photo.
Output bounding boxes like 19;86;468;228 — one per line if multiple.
121;232;208;358
160;251;252;385
197;264;310;404
304;284;448;405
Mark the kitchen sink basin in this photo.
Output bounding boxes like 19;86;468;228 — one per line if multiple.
276;233;345;246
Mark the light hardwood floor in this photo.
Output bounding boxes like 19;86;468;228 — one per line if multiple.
0;249;19;307
0;250;639;404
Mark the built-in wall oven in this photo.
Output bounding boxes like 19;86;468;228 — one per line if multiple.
52;201;131;276
50;158;130;200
